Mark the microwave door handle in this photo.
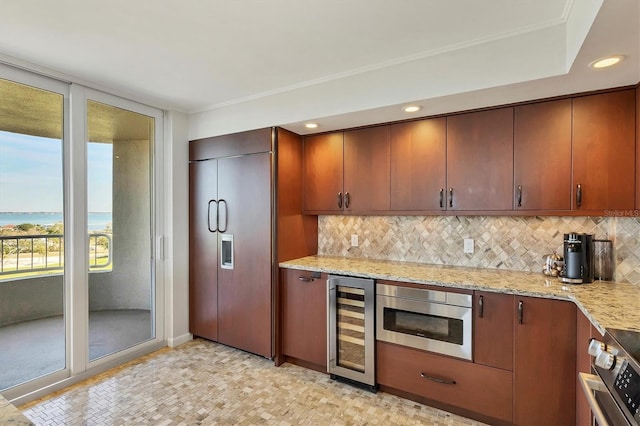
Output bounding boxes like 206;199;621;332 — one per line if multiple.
578;372;611;426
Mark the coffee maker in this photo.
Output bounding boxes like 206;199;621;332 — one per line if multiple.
561;233;594;284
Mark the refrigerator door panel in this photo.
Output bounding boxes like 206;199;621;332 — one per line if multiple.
217;152;273;358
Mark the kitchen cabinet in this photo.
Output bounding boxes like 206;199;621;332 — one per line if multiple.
390;118;447;211
303;127;390;214
190;128;317;359
473;291;513;371
637;85;640;209
446;107;514;211
576;309;598;426
513;296;576;426
280;268;327;371
572;89;636;211
514;99;572;211
377;341;513;424
303;132;344;212
343;126;391;212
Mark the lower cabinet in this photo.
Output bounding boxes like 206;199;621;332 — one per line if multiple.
377;341;513;423
279;268;327;371
513;296;576;426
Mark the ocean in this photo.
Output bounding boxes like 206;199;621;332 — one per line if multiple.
0;212;112;231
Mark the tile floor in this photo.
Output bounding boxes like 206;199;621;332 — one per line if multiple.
21;339;487;425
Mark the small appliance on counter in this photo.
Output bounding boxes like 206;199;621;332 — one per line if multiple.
562;232;594;284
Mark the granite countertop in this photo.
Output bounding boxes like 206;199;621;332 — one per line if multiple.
280;255;640;335
0;395;33;425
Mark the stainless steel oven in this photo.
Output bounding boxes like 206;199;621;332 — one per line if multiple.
376;283;472;360
580;329;640;426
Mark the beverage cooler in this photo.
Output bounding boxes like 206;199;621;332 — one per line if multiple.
327;275;376;390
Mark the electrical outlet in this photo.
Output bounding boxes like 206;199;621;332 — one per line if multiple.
463;238;474;254
351;234;359;247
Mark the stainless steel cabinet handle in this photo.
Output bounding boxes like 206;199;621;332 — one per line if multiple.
420;372;456;385
478;295;484;318
449;188;453;208
218;199;228;233
337;192;343;209
576;184;582;207
578;372;611;426
517;185;522;207
439;188;444;209
298;276;314;282
207;200;218;233
345;192;350;209
518;300;524;324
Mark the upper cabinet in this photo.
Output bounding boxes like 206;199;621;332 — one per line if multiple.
446;107;514;211
303;126;391;214
514;99;572;211
303;132;344;212
572;89;636;211
343;126;391;213
301;86;637;216
390;118;446;211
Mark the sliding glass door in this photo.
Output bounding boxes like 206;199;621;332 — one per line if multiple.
0;63;164;400
0;76;67;391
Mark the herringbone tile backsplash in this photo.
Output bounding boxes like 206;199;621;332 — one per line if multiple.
318;215;640;285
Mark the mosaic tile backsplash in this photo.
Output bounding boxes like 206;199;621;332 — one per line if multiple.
318;215;640;285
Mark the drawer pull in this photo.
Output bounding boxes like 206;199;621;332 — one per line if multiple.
298;276;314;282
420;372;456;385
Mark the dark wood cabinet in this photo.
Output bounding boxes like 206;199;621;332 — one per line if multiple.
636;85;640;209
280;268;327;371
513;296;576;426
473;291;513;371
303;127;390;214
377;341;513;424
572;89;636;211
343;126;391;213
514;99;572;211
446;107;514;211
303;132;344;212
390;118;447;211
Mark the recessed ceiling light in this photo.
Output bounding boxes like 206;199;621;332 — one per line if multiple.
402;105;422;113
304;122;318;129
589;55;625;69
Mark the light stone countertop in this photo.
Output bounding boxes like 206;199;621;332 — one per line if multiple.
0;395;33;425
280;255;640;335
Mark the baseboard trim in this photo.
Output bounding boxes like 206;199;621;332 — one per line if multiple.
167;333;193;347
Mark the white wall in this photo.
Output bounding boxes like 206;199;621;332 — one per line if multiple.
165;111;191;346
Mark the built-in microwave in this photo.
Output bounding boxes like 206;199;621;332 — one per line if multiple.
376;283;472;360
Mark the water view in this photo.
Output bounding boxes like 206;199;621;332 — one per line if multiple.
0;212;112;231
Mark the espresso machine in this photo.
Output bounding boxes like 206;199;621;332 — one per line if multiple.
561;233;594;284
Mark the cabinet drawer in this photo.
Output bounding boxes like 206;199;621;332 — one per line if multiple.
377;341;512;423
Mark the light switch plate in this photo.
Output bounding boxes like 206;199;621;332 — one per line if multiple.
351;234;359;247
463;238;474;254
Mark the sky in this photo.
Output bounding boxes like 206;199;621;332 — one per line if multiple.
0;130;112;212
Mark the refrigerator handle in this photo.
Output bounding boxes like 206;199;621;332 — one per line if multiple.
218;199;228;233
327;278;337;370
207;200;218;233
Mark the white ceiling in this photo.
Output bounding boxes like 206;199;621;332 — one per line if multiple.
0;0;638;138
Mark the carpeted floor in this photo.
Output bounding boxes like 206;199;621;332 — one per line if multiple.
0;310;152;391
21;339;488;425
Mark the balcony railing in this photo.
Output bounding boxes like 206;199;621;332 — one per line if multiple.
0;233;112;276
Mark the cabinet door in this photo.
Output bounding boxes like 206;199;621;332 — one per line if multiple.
473;292;513;370
447;108;514;210
281;269;327;369
188;160;218;341
576;309;598;426
390;118;446;211
573;89;636;211
344;126;391;212
514;99;572;210
217;153;272;358
513;297;576;426
303;132;344;212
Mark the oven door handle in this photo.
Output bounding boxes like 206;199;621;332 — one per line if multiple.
578;372;611;426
